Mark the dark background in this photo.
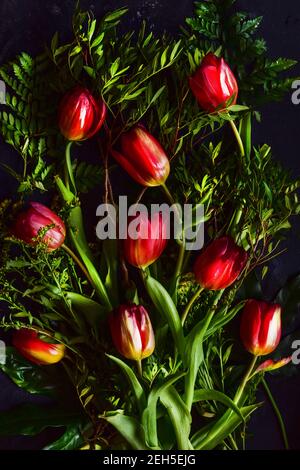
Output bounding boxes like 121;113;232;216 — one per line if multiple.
0;0;299;450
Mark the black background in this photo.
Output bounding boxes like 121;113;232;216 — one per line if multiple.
0;0;299;450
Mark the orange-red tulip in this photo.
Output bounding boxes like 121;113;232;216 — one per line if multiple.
13;329;65;365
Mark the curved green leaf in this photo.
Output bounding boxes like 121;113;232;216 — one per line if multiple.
193;389;244;421
106;354;146;414
143;274;184;357
160;385;193;450
0;404;84;436
142;371;186;449
192;404;260;450
103;412;150;450
0;347;66;397
44;424;85;450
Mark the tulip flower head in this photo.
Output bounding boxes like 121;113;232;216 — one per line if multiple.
109;304;155;361
193;236;248;290
13;329;65;365
11;202;66;251
111;126;170;187
123;211;168;269
189;53;238;113
58;86;106;141
240;300;282;356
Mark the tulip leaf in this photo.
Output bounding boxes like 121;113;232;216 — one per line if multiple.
193;389;244;421
103;412;150;450
160;385;193;450
106;354;146;415
142;371;186;449
205;302;245;340
0;347;70;398
143;274;184;357
44;424;85;450
103;239;119;307
56;177;112;309
0;403;85;436
191;404;260;450
184;293;222;412
239;111;252;160
65;292;107;337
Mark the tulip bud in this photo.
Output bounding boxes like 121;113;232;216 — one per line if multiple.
13;329;65;365
109;304;155;361
123;212;168;268
58;86;106;141
193;236;247;290
189;53;238;113
240;300;282;356
111;126;170;187
11;202;66;251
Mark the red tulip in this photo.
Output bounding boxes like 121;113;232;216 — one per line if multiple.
13;329;65;365
11;202;66;251
123;211;168;268
240;300;282;356
111;126;170;187
109;304;155;361
193;236;247;290
58;86;106;141
189;53;238;113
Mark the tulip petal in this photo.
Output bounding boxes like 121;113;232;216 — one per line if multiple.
240;300;282;356
112;127;170;187
255;357;292;374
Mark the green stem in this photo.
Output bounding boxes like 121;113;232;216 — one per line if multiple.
161;182;175;205
228;434;239;450
64;141;76;193
170;239;186;302
62;243;94;288
229;120;245;157
181;286;204;326
234;355;257;405
55;176;112;310
161;182;186;299
136;359;143;378
261;376;289;450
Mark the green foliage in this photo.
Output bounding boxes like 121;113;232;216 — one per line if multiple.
0;52;65;192
0;0;298;451
186;0;297;105
0;403;85;437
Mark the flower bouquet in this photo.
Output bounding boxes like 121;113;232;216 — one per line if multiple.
0;0;299;451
